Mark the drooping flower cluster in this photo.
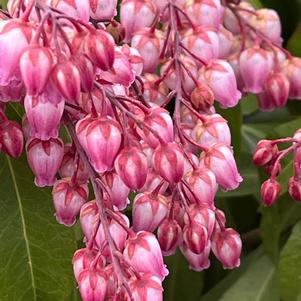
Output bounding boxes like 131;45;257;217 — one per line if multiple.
0;0;296;300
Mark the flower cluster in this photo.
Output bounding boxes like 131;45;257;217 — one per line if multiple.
253;130;301;206
0;0;296;300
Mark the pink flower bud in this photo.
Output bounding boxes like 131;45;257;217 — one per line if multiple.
73;248;105;282
139;171;169;195
0;120;23;158
288;177;301;202
184;0;223;28
90;0;117;20
0;20;33;86
131;28;164;73
157;218;182;256
183;168;217;206
190;82;215;112
182;26;219;65
120;44;144;76
114;146;148;190
80;200;99;242
282;58;301;99
78;268;108;301
137;107;174;148
0;77;25;103
24;91;64;140
180;240;211;271
95;211;129;253
183;222;208;254
129;273;163;301
239;47;270;93
120;0;157;42
26;138;64;187
52;179;88;227
199;59;241;108
184;204;216;238
261;178;281;206
84;29;115;71
211;228;242;269
253;140;278;166
76;115;122;173
153;142;184;183
19;45;53;96
192;114;231;147
201;143;243;191
103;172;130;210
71;54;95;93
132;192;169;232
123;231;169;280
264;72;290;108
51;61;81;103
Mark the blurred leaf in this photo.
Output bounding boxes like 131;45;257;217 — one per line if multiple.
250;0;263;8
278;220;301;301
164;251;204;301
0;154;79;301
287;22;301;56
260;195;301;261
201;248;279;301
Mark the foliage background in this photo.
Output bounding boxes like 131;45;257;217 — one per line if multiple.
1;0;301;300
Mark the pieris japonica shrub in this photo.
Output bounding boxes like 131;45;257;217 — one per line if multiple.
0;0;299;300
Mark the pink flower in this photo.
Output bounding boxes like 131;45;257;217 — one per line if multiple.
184;0;223;28
200;143;243;191
211;228;242;269
24;88;64;140
52;179;89;227
183;222;208;254
137;107;174;148
157;218;182;256
131;28;165;73
239;47;270;93
282;58;301;99
288;177;301;202
129;273;163;301
78;268;107;301
120;0;157;42
199;59;241;108
180;240;211;271
253;140;278;166
89;0;117;20
181;26;219;65
217;27;234;59
0;119;23;158
264;72;290;108
80;201;99;242
76;115;122;173
115;146;148;190
19;45;53;96
123;231;169;280
153;142;184;184
26;138;64;187
261;178;281;206
84;29;115;71
132;192;169;232
191;114;231;147
183;168;217;206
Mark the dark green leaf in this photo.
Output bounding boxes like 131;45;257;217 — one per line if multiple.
0;154;79;301
278;220;301;301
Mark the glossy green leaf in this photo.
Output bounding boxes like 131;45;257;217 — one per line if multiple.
278;220;301;301
0;154;79;301
201;250;279;301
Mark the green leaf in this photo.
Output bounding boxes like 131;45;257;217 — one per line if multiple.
287;22;301;56
0;154;79;301
278;220;301;301
164;251;204;301
201;250;279;301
